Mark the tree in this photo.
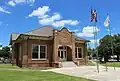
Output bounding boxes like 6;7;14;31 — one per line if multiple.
87;48;92;56
113;34;120;61
98;34;120;62
0;46;11;58
98;35;113;62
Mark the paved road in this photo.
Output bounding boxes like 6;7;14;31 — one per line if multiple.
42;66;120;81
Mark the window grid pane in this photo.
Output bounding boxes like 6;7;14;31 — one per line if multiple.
75;47;82;58
40;46;46;53
32;44;39;59
40;46;46;59
61;51;63;58
40;53;46;58
75;48;77;58
32;45;46;59
78;48;82;58
78;48;81;53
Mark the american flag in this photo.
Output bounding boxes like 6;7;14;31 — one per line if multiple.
91;8;97;22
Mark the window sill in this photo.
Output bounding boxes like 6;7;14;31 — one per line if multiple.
31;59;47;61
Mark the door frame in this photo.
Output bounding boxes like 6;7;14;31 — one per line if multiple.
58;49;67;61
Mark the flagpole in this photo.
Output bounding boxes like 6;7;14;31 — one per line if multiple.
91;8;99;73
105;14;115;70
108;24;115;70
105;54;108;71
105;14;108;71
94;22;99;73
92;19;99;73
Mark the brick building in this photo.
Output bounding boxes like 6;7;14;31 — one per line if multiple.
10;26;89;67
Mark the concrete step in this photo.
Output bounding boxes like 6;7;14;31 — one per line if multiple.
62;61;77;68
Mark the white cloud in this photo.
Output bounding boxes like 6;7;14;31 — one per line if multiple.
13;0;26;4
70;20;79;25
28;6;50;18
83;26;100;33
39;13;61;25
89;39;100;48
8;1;16;7
90;39;100;44
50;13;61;21
72;29;80;32
38;15;49;19
39;18;53;25
28;6;79;27
76;26;100;37
77;32;94;37
0;7;11;14
52;20;79;27
8;0;35;6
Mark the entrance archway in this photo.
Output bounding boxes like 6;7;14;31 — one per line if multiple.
58;46;72;61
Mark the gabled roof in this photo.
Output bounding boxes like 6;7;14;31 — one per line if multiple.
24;26;54;36
10;26;89;43
59;27;72;32
10;33;20;45
11;33;20;41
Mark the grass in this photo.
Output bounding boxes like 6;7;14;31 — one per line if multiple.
0;64;95;81
0;64;53;70
0;64;18;68
101;62;120;67
0;69;95;81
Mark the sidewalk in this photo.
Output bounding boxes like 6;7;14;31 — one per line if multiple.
42;66;120;81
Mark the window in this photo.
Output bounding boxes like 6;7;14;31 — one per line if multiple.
32;44;47;59
75;47;82;58
40;46;46;58
32;44;38;59
75;48;77;58
61;51;63;58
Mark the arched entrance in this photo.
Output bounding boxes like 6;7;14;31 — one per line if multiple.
58;46;72;61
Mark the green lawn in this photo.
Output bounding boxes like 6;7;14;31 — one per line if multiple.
101;62;120;67
0;70;95;81
0;64;95;81
0;64;18;69
0;64;55;70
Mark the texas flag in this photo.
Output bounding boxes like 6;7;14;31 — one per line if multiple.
104;15;110;27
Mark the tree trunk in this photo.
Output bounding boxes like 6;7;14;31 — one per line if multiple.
103;55;105;63
104;54;108;63
117;54;119;62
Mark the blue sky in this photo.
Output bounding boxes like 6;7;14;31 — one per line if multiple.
0;0;119;47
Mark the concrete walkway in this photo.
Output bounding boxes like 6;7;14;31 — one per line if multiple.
42;66;120;81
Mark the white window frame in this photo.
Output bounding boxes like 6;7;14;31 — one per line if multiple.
75;47;83;58
31;44;47;60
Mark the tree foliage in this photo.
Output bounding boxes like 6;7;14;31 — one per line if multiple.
98;34;120;62
0;46;11;58
87;48;92;56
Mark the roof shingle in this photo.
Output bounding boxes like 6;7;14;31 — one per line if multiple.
24;26;54;36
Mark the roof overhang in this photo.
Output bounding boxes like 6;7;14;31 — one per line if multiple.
16;34;53;41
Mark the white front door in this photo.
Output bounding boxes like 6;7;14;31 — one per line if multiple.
58;50;67;61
